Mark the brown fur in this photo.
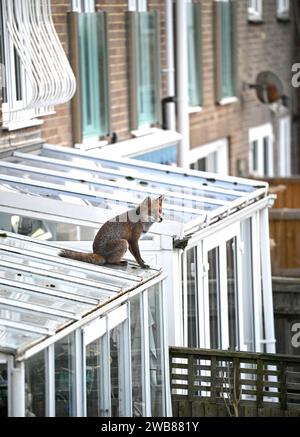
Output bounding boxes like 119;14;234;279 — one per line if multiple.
58;196;164;268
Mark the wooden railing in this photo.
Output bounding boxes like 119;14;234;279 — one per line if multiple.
169;347;300;417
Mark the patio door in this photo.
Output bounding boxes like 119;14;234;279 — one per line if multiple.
83;304;131;417
203;224;244;351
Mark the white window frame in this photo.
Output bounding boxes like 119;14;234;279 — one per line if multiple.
202;223;244;351
249;123;274;177
247;0;263;22
71;0;95;13
278;115;291;176
128;0;147;12
189;138;229;175
277;0;290;19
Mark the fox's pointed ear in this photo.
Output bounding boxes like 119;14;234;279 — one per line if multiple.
157;195;165;203
142;196;151;204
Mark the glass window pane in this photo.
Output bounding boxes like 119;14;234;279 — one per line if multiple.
55;334;76;416
263;136;269;175
187;247;199;348
86;337;105;416
137;11;159;128
220;2;235;98
110;323;126;417
0;362;8;417
251;140;258;172
187;3;202;107
241;219;255;352
78;13;109;139
130;294;145;417
208;248;220;349
25;351;46;417
227;238;239;350
148;283;165;416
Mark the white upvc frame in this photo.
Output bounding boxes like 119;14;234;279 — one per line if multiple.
71;0;95;13
189;138;229;175
277;0;289;19
247;0;263;22
249;123;274;177
83;305;130;417
128;0;147;12
278;115;291;176
202;223;243;351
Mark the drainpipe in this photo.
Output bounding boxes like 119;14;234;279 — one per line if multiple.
164;0;176;131
176;0;190;168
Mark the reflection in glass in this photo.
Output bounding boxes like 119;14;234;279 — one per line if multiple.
208;248;220;349
130;294;145;417
187;247;199;347
55;334;76;416
148;284;165;417
227;238;239;350
25;351;46;417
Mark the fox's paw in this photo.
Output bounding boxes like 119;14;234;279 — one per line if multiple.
141;263;150;269
119;260;128;266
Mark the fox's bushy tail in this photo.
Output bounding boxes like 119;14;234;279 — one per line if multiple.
59;249;105;265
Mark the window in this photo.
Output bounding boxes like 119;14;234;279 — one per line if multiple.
249;124;274;177
215;0;237;102
189;139;229;174
0;0;76;130
187;1;202;108
69;1;110;143
128;9;161;130
247;0;263;22
277;0;290;20
278;116;291;176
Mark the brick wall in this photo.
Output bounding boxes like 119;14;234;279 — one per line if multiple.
0;0;298;174
189;0;296;175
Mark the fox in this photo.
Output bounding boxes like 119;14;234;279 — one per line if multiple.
59;195;164;269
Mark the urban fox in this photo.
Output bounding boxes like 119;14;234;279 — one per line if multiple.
59;195;164;269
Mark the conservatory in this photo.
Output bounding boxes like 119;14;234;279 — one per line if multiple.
0;144;276;355
0;231;168;417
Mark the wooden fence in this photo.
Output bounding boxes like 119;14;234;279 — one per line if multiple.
170;347;300;417
266;178;300;277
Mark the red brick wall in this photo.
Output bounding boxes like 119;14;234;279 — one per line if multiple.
0;0;298;174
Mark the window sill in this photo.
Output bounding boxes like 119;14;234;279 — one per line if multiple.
1;118;44;131
247;15;263;24
131;127;161;138
276;12;290;22
218;96;238;106
188;106;203;114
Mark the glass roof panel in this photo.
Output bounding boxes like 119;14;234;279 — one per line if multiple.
34;146;261;193
0;250;134;290
0;304;68;331
0;325;41;352
0;178;202;223
4;154;242;202
0;267;114;303
0;284;92;316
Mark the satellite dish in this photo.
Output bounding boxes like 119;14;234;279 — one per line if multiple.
247;71;288;108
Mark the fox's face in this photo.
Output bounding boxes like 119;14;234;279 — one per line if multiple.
139;195;165;223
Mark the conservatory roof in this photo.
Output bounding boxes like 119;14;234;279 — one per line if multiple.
0;143;269;236
0;231;161;358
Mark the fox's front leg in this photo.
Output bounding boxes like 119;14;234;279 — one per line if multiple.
129;240;149;269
